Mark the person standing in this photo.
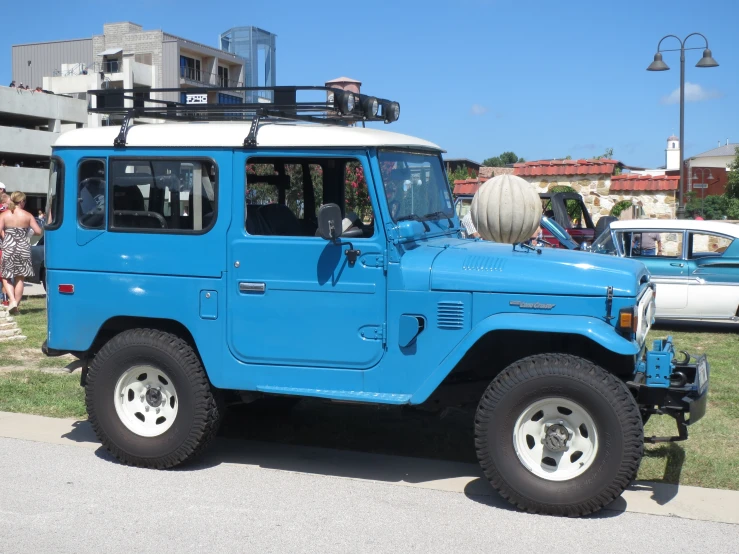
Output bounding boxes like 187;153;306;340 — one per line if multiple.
639;232;662;256
461;211;480;239
0;192;42;313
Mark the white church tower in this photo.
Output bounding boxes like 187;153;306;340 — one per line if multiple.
666;135;680;170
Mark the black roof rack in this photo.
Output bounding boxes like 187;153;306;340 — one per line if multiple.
87;85;401;147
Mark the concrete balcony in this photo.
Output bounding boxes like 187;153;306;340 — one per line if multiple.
0;85;87;124
0;166;50;195
0;127;58;157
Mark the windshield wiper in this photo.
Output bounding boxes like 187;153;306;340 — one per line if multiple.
396;214;430;232
423;211;453;228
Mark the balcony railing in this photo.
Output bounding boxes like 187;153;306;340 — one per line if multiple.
180;66;244;87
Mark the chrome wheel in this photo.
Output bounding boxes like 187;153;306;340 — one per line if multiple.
113;365;178;438
513;397;598;481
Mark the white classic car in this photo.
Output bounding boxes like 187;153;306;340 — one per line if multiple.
592;219;739;323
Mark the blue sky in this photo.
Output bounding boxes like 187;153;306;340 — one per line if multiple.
2;0;737;168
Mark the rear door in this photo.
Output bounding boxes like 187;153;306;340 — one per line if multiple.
685;232;739;320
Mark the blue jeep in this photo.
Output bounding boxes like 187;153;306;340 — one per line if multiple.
42;86;708;516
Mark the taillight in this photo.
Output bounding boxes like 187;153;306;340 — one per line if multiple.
58;284;74;294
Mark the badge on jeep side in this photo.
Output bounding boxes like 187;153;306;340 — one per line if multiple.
509;300;556;310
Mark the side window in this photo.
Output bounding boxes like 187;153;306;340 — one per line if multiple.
45;158;64;229
109;159;217;232
245;157;374;238
626;231;683;258
689;232;734;258
78;159;106;229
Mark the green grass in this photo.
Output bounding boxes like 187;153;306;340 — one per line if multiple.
0;370;85;418
0;297;47;359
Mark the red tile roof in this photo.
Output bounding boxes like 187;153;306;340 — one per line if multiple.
513;159;620;177
453;179;481;196
610;174;679;191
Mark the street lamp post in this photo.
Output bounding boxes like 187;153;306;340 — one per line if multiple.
647;33;718;219
691;167;714;218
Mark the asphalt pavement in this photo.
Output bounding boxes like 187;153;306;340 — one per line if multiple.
1;414;738;553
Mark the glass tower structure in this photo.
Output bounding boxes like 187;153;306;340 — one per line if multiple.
219;26;277;102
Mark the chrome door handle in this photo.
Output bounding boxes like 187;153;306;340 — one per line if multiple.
239;282;266;293
670;263;684;267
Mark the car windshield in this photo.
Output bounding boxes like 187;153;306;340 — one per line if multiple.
541;215;578;249
592;228;619;255
378;150;454;224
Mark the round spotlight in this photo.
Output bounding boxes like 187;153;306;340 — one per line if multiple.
337;91;355;114
383;101;400;123
362;96;379;118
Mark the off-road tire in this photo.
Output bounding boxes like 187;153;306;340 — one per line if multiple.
474;353;643;517
85;328;223;468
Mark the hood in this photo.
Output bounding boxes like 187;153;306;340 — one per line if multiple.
429;240;648;297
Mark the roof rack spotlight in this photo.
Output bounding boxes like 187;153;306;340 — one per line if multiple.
336;90;355;115
362;96;379;119
382;101;400;123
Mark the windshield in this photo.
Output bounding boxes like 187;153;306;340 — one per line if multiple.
541;216;578;249
591;228;620;255
378;150;454;224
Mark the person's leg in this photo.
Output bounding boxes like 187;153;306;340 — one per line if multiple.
2;278;16;306
13;276;24;308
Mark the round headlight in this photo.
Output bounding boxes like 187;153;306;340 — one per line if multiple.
362;97;379;118
336;91;354;114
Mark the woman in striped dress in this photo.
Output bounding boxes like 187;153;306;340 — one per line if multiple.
0;192;42;314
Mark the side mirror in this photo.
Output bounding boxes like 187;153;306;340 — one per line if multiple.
317;203;343;242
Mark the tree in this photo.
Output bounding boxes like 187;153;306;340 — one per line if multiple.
726;146;739;199
594;148;614;160
685;194;739;220
482;151;524;167
447;166;476;186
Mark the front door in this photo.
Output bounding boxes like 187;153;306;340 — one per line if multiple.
227;151;387;369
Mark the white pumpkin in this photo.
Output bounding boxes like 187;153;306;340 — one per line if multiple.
470;174;541;244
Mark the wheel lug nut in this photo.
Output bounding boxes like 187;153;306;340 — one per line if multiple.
146;385;151;390
156;408;160;414
145;406;149;412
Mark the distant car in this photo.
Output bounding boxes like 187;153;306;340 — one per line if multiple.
539;192;596;247
591;219;739;323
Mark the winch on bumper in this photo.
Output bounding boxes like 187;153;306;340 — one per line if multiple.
628;336;709;443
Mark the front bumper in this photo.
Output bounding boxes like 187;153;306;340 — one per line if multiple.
628;336;709;440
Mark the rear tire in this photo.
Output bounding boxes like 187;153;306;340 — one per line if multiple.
474;353;643;516
85;328;223;468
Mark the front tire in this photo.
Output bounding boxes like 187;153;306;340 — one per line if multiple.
474;353;643;516
85;329;223;468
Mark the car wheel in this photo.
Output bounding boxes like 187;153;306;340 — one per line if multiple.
474;353;643;516
85;328;223;468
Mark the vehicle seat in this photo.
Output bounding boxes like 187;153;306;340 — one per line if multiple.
259;203;303;236
246;204;271;235
113;183;146;211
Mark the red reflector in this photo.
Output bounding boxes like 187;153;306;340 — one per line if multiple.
58;284;74;294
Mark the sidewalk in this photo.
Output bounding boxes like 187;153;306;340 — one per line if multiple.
0;410;737;525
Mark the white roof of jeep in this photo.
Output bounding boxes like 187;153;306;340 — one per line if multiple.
53;121;444;151
608;219;739;238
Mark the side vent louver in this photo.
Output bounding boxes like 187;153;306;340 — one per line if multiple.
437;301;465;330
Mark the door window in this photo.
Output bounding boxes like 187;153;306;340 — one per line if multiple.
688;232;734;259
45;158;64;229
622;230;683;258
245;157;374;238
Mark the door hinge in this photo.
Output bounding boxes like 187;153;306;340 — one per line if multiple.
362;254;385;269
361;324;386;346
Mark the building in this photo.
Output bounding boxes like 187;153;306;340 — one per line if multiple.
219;26;276;102
0;85;87;207
13;22;247;125
686;140;738;197
453;159;679;222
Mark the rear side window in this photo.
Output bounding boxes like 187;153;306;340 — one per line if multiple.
109;159;217;233
45;158;63;229
78;159;106;229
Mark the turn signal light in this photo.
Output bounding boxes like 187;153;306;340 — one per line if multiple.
617;306;638;336
58;284;75;294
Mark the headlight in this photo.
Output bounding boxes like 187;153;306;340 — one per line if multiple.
382;101;400;122
337;91;355;114
362;96;379;118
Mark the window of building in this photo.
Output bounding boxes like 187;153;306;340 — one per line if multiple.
109;159;217;233
688;232;734;258
45;158;64;229
78;159;106;229
245;157;374;238
218;66;229;87
180;56;201;82
217;93;242;104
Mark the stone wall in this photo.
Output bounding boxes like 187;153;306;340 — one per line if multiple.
520;175;677;223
